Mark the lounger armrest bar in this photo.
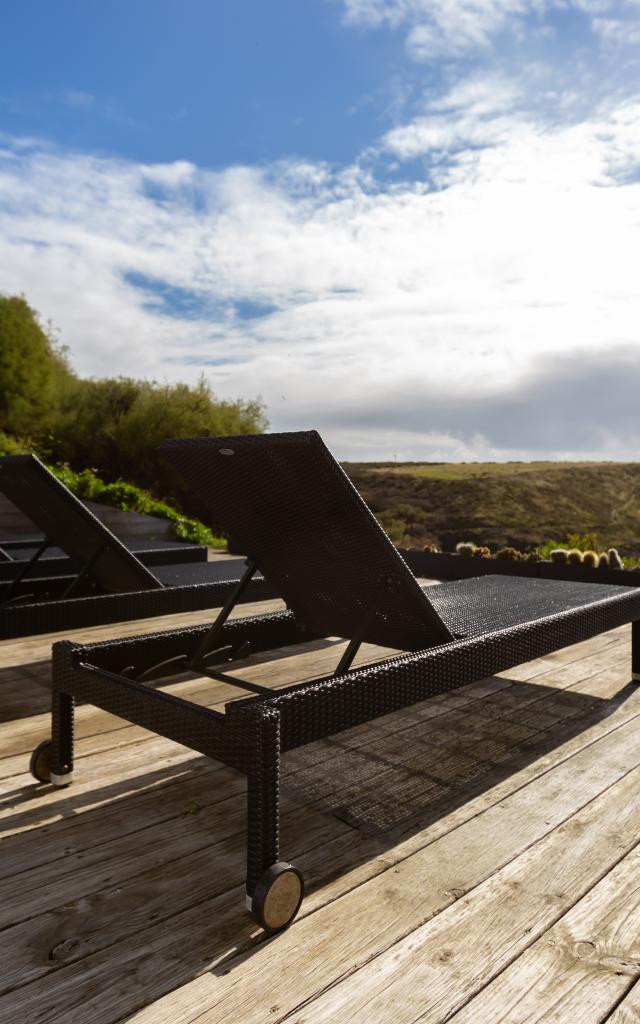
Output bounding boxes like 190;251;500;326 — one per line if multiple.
249;594;640;751
65;609;315;679
64;658;233;762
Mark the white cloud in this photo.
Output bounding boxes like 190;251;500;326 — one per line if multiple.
592;14;640;44
341;0;640;58
342;0;540;56
427;73;522;115
1;84;640;459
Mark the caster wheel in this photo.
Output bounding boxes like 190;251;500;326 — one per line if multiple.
29;741;73;786
251;862;304;933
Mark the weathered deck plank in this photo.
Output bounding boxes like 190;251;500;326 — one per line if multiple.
0;598;638;1024
447;845;640;1023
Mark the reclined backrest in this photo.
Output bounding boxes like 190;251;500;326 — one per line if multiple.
0;456;160;593
160;431;453;651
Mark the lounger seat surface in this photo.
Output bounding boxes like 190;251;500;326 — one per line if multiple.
153;558;259;586
3;557;253;592
1;536;204;558
0;538;207;580
427;574;634;638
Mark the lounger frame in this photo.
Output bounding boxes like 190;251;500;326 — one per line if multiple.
0;576;274;639
49;583;640;911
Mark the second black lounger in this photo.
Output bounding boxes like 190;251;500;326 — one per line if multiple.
0;536;207;577
0;455;272;638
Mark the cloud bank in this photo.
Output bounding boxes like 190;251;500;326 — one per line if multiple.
1;2;640;459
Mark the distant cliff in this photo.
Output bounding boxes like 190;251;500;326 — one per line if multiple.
342;461;640;554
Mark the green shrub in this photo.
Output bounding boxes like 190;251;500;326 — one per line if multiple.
48;463;225;547
0;431;31;456
0;295;73;438
566;532;599;552
375;511;409;545
48;375;267;516
0;295;267;524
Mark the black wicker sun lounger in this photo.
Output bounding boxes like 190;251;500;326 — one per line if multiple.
0;455;271;638
0;535;207;578
31;431;640;934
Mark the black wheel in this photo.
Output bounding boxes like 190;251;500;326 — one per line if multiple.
251;862;304;933
29;740;72;786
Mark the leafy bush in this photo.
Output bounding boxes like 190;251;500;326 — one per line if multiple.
566;532;599;552
376;511;410;545
0;295;73;438
0;432;31;457
48;375;267;516
0;294;267;526
49;464;225;547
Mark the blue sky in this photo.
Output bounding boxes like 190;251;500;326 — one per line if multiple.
1;0;640;459
1;1;406;168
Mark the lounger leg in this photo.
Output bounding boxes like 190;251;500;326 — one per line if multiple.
51;690;75;784
246;709;281;901
245;708;304;932
633;621;640;682
30;689;75;786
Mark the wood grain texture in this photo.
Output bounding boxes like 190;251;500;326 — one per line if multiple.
447;844;640;1023
0;599;638;1024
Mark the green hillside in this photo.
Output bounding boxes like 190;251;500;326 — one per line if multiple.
343;461;640;554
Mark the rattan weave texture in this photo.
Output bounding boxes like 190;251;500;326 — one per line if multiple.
160;432;452;651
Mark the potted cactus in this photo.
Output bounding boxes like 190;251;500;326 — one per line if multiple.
400;536;638;588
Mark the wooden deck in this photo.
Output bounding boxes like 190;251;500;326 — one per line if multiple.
2;581;640;1023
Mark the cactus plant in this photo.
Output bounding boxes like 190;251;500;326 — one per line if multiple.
598;552;609;569
495;547;523;561
582;550;598;568
566;548;584;565
608;547;624;570
422;542;440;553
456;542;475;557
472;545;492;559
525;550;543;562
550;548;568;564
